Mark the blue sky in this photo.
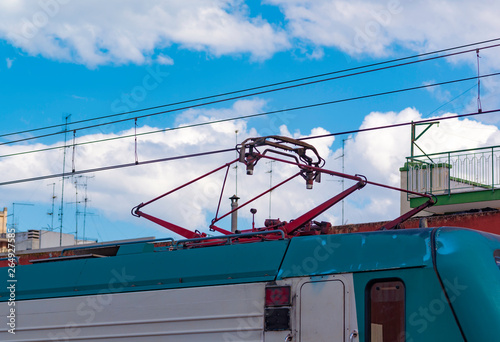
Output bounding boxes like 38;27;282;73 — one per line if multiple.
1;0;500;243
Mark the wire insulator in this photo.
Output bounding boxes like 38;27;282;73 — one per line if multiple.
71;130;76;173
476;49;483;113
134;118;139;165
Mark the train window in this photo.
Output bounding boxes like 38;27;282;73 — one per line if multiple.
494;250;500;269
366;279;405;342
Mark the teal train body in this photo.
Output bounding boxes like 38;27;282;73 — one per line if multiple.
1;227;499;341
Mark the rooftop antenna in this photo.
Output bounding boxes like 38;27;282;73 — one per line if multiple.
47;183;56;231
266;160;275;219
341;138;351;225
70;175;94;244
74;176;80;244
234;130;238;196
334;137;352;225
227;130;240;233
59;114;71;246
81;175;94;242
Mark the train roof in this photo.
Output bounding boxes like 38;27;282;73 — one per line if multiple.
2;227;499;302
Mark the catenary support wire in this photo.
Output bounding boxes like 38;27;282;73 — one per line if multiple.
2;42;500;147
2;38;500;141
0;107;497;187
2;71;500;160
477;49;483;113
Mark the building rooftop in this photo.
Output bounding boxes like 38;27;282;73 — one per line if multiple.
401;145;500;215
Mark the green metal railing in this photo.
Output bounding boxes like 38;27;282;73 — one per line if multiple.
405;145;500;196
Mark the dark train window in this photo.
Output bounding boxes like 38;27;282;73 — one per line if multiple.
494;250;500;269
366;279;405;342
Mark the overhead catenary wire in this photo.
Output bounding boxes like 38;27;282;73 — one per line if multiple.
300;108;500;142
2;71;500;160
425;83;478;118
2;40;500;147
477;49;483;113
0;107;497;187
3;37;500;140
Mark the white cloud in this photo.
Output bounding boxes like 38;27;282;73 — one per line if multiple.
175;98;268;126
232;108;500;226
2;0;499;82
345;108;500;183
156;54;174;66
264;0;500;116
338;107;500;222
266;0;500;60
424;81;453;103
1;104;500;239
6;57;14;68
0;0;289;68
346;107;420;180
0;100;264;235
2;0;499;72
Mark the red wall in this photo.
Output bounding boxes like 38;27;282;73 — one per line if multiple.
331;210;500;235
3;211;499;266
